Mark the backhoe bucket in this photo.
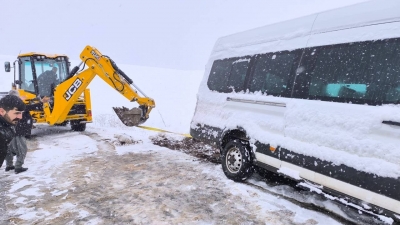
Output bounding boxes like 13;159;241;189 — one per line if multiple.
113;106;145;126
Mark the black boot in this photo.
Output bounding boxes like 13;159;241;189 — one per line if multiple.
15;167;28;174
5;166;15;171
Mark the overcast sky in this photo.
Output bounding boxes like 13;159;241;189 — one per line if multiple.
0;0;369;70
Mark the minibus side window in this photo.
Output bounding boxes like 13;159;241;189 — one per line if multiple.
207;58;236;92
308;43;370;103
248;52;296;96
226;58;250;92
308;38;400;105
207;57;250;93
366;39;400;103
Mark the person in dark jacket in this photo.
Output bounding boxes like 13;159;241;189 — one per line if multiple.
37;67;58;97
5;90;49;173
0;94;25;169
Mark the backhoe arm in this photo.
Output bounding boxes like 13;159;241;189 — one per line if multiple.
43;45;155;126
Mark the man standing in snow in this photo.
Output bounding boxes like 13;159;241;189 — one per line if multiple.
5;90;49;174
0;95;25;170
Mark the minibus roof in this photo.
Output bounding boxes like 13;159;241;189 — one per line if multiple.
213;0;400;54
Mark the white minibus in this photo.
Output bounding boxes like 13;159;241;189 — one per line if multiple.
190;0;400;222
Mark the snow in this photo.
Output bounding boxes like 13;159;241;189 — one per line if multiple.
192;0;400;179
0;60;351;223
0;0;397;224
298;181;395;224
192;89;400;178
278;167;301;180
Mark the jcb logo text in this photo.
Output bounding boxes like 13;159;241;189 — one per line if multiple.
91;50;100;60
64;78;83;101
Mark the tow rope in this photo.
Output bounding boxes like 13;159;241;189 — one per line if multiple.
137;125;192;138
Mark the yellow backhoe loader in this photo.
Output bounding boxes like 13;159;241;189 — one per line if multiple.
3;45;155;134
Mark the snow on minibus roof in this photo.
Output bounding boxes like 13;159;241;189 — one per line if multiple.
312;0;400;34
212;0;400;56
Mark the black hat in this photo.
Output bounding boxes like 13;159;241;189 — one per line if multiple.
0;95;26;111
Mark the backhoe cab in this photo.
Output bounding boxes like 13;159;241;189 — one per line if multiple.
4;46;155;134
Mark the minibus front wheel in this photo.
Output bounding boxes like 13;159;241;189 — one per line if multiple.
221;139;254;182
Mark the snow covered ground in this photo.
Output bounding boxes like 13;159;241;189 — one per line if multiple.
0;125;347;225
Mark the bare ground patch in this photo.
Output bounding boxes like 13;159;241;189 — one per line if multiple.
150;134;221;164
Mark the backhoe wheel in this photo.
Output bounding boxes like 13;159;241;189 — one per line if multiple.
221;139;254;182
71;121;86;132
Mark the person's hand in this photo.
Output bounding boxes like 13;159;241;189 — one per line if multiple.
41;96;50;103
